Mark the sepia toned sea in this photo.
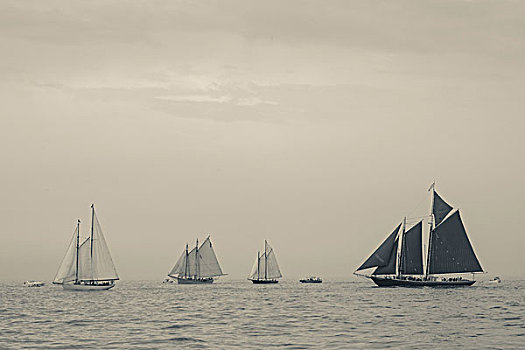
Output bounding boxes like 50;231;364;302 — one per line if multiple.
1;280;524;349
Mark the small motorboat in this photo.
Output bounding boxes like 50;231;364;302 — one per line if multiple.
300;276;322;283
24;281;45;287
488;276;502;284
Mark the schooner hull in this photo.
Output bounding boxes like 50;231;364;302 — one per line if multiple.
370;276;475;287
251;279;279;284
62;282;115;291
176;277;214;284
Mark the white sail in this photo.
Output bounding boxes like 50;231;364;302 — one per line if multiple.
90;213;119;281
53;226;78;284
249;253;260;280
197;237;224;277
168;249;187;277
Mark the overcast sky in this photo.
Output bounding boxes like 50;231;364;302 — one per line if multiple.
1;0;524;281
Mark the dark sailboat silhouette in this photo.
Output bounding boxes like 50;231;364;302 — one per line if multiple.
354;185;483;287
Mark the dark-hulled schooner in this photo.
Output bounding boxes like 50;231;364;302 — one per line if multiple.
249;240;282;284
354;185;483;287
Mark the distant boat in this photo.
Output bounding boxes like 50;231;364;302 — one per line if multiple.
354;185;483;287
300;276;322;283
24;281;45;287
249;240;282;284
168;236;226;284
488;276;502;284
53;205;119;291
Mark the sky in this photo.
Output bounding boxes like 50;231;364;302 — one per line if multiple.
1;0;524;281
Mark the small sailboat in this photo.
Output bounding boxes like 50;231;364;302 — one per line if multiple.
354;185;483;287
53;205;119;291
249;240;282;284
168;236;225;284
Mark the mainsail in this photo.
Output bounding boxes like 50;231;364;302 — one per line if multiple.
168;237;225;279
356;223;401;271
197;237;224;277
399;221;423;275
53;206;119;284
90;212;119;281
427;210;483;274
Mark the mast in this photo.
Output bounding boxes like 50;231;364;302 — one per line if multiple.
257;252;260;280
75;219;80;284
90;204;95;262
184;244;189;278
426;184;435;276
264;240;268;280
195;238;199;279
397;217;406;277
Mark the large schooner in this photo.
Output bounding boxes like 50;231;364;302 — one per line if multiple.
53;205;119;291
249;240;282;284
168;236;225;284
354;185;483;287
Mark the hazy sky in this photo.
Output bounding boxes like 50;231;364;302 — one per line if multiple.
1;0;524;280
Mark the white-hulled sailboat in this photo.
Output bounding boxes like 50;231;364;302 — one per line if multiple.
53;205;119;291
249;240;282;284
168;236;226;284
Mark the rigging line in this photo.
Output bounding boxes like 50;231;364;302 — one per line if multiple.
405;189;432;218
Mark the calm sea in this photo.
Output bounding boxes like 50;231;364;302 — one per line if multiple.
1;280;524;349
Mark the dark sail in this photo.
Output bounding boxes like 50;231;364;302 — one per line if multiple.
427;211;483;274
399;221;423;275
356;223;401;271
433;190;453;226
373;238;398;275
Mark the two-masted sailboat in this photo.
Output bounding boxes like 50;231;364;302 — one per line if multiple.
53;205;119;291
354;185;483;287
249;240;282;284
168;236;225;284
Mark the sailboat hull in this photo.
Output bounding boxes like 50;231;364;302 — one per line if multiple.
62;282;115;291
250;279;279;284
175;277;214;284
370;276;475;287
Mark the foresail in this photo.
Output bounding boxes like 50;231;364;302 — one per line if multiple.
53;226;78;284
433;190;453;226
357;223;401;271
90;212;119;281
373;238;398;275
249;254;260;280
399;221;423;275
197;237;224;277
428;210;483;274
168;250;187;277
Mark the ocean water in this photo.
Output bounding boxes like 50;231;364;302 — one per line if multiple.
1;279;524;349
